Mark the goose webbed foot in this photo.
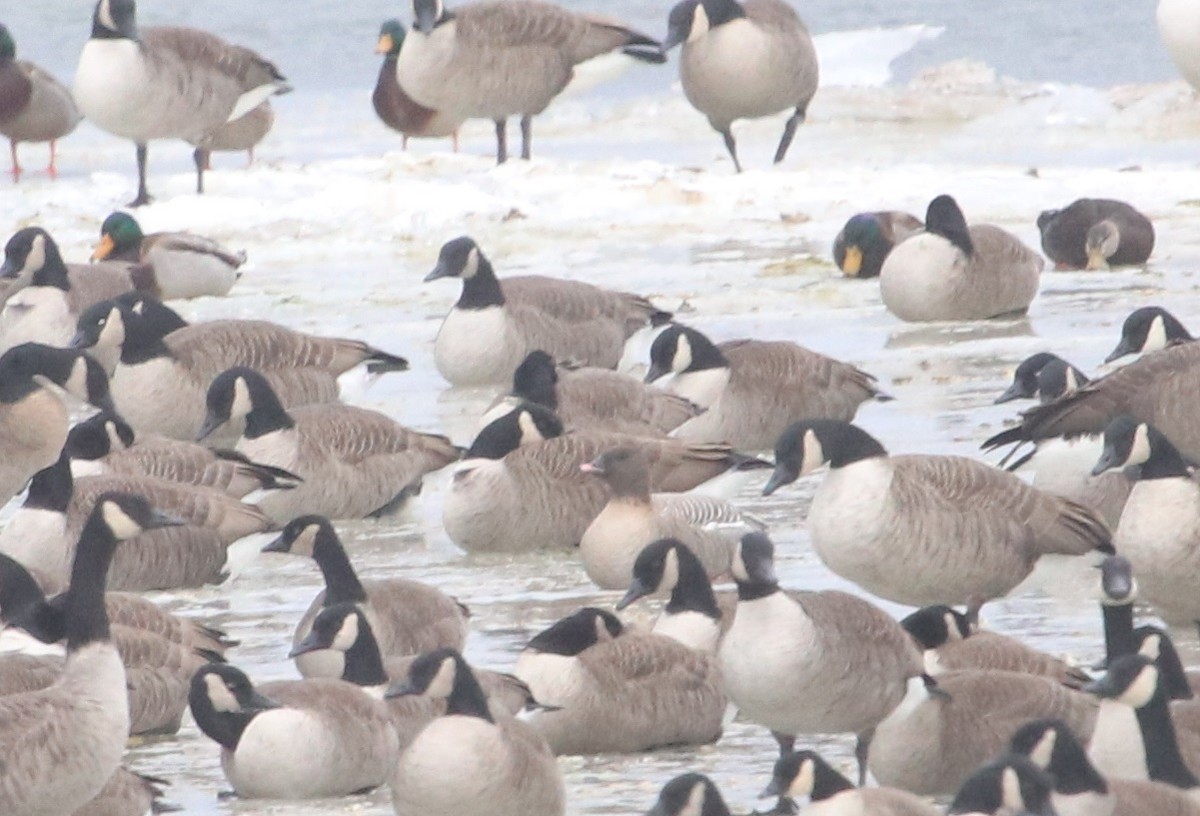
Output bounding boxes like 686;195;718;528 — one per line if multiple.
855;729;874;786
520;115;532;160
130;143;153;207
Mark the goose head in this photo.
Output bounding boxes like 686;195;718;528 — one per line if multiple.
289;603;387;687
925;194;975;259
465;402;563;459
646;773;731;816
92;212;144;262
1008;719;1106;795
424;236;487;282
511;350;560;409
947;755;1056;815
1133;627;1194;701
262;514;335;558
900;605;972;650
761;750;854;804
1;227;65;288
386;648;492;719
188;664;281;751
65;412;136;464
1106;306;1192;363
526;607;623;657
0;342;115;412
72;293;187;360
645;324;725;384
1098;554;1136;605
995;352;1082;404
199;367;291;442
662;0;744;52
1085;654;1162;709
765;420;886;495
1092;415;1187;479
92;0;139;41
618;537;693;609
411;0;447;35
730;531;778;594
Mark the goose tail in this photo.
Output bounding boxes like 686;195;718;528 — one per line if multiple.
1042;497;1113;556
364;348;411;375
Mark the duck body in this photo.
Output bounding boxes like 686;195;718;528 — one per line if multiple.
374;20;461;144
1037;198;1155;270
0;24;81;179
833;210;924;279
95;212;243;300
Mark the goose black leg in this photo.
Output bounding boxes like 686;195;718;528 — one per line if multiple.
770;730;794;756
192;148;209;194
719;127;742;173
773;105;808;165
494;119;508;164
855;729;873;786
520;115;532;160
130;143;153;207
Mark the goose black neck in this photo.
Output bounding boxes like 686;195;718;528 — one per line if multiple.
447;664;494;721
456;256;504;310
24;452;74;512
1138;691;1199;789
341;617;389;687
243;391;296;439
736;579;779;603
810;758;855;801
1140;434;1192;480
0;553;50;628
1101;601;1135;663
64;512;118;650
666;550;721;619
313;529;367;604
119;308;184;365
190;698;257;751
31;242;70;291
121;335;173;366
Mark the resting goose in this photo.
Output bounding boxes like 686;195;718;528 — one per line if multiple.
647;774;733;816
189;663;399;800
513;607;726;754
832;210;924;279
880;194;1044;322
426;236;671;386
397;0;662;164
1106;306;1193;363
388;648;566;816
646;324;889;451
662;0;819;172
263;515;468;678
762;749;939;816
200;367;460;522
73;0;292;205
0;24;80;181
767;420;1113;613
579;445;763;589
616;538;729;653
0;492;179;816
91;211;244;300
947;756;1058;816
1037;199;1155;270
374;20;460;150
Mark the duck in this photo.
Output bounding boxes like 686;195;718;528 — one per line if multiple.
425;236;671;386
762;749;940;816
1158;0;1200;93
947;756;1059;816
0;492;179;816
1105;306;1193;364
578;445;763;589
995;352;1090;405
832;211;924;279
90;211;244;300
188;662;399;800
766;420;1113;614
387;648;566;816
481;349;700;436
719;532;922;781
646;774;733;816
444;402;767;552
72;0;291;206
1012;718;1200;816
901;605;1091;689
200;367;460;523
879;194;1044;322
615;538;729;653
0;23;81;181
188;100;274;185
645;324;890;451
373;20;460;150
868;671;1097;797
1037;199;1155;270
72;292;409;441
262;514;469;678
396;0;662;164
513;607;726;754
661;0;819;172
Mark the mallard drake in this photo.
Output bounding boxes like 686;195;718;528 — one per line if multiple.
833;210;924;279
374;20;460;150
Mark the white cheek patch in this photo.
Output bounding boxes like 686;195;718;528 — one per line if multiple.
205;673;241;713
425;657;457;699
1118;666;1159;708
786;757;816;798
517;410;542;444
660;547;680;592
1064;367;1078;394
943;612;962;641
689;4;710;41
101;501;143;540
293;523;320;556
800;429;826;475
1146;315;1167;353
1029;729;1056;768
98;0;117;32
332;614;360;652
1127;423;1152;467
730;548;749;582
130;300;145;316
65;358;89;399
1138;633;1162;660
105;422;126;451
678;780;707;816
1000;767;1023;808
594;616;614;643
24;234;46;279
462;247;480;279
231;377;252;418
672;334;693;374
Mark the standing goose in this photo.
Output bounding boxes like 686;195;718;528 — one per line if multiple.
616;538;729;653
719;532;922;780
0;24;81;181
262;515;468;678
425;236;671;386
879;195;1044;322
661;0;819;173
200;367;460;522
513;607;726;754
766;420;1113;613
188;663;400;800
762;749;940;816
1106;306;1193;363
0;492;179;816
91;211;244;300
646;774;732;816
646;324;890;451
387;649;566;816
579;446;763;589
374;20;460;150
833;211;924;279
1159;0;1200;93
947;756;1059;816
1037;199;1155;270
73;0;292;206
397;0;662;164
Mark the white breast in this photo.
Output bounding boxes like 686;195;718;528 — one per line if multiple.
392;715;513;813
653;610;721;653
0;288;74;352
659;366;730;410
1088;699;1148;781
513;651;589;708
111;358;201;439
0;508;69;586
879;233;967;322
807;458;894;580
1114;478;1200;623
433;306;520;386
73;40;154;140
681;20;783;124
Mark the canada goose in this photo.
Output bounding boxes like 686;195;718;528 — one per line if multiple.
513;607;725;754
77;768;174;816
832;211;924;279
868;671;1097;797
996;352;1090;405
262;515;468;678
879;195;1044;322
72;292;409;440
720;533;922;780
646;774;732;816
645;325;889;451
1092;416;1200;624
616;538;728;653
662;0;818;172
91;212;244;300
1106;306;1193;364
188;663;399;799
189;100;274;181
901;605;1091;689
0;342;114;506
397;0;662;164
444;403;767;552
579;446;763;589
766;420;1113;613
0;228;156;353
947;756;1058;816
0;492;180;816
0;24;80;181
1160;0;1200;93
483;349;700;436
65;411;301;499
73;0;291;206
374;20;460;150
200;367;460;522
762;749;940;816
1012;718;1200;816
1037;199;1155;270
387;648;566;816
425;236;671;386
